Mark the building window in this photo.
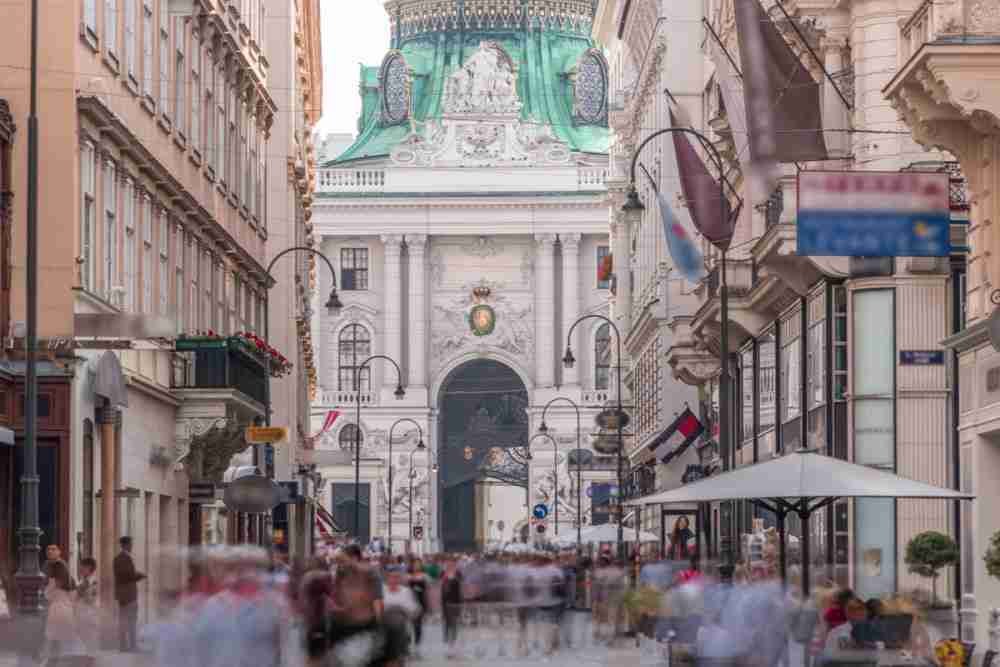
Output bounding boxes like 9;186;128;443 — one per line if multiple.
190;34;200;155
217;70;226;182
83;0;98;44
105;0;118;64
174;46;185;137
189;240;199;331
833;287;848;401
141;1;153;103
158;0;169;119
758;329;776;434
204;54;214;170
203;251;213;332
338;324;372;391
123;181;136;312
123;0;136;83
741;345;754;444
574;49;609;125
158;209;168;317
781;311;801;424
102;160;118;301
340;248;369;290
142;195;152;312
379;52;410;125
228;88;237;191
80;142;97;291
852;288;896;599
338;424;363;452
174;226;184;333
595;323;611;391
597;245;611;289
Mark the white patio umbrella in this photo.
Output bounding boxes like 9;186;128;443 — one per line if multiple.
572;522;659;545
634;448;973;596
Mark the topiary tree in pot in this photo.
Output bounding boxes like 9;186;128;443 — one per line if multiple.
984;529;1000;580
905;531;960;608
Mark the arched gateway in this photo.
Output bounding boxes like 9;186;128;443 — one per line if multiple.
437;359;529;553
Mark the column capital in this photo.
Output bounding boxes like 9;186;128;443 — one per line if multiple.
381;234;405;252
560;233;582;252
405;234;428;253
534;233;558;249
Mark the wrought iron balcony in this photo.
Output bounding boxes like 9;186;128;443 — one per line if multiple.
173;337;269;406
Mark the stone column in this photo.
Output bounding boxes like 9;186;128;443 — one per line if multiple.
534;234;557;389
407;234;428;389
611;212;632;334
820;34;850;158
97;402;120;623
561;233;582;388
381;234;404;387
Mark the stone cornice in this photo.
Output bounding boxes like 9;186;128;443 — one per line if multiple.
941;318;991;354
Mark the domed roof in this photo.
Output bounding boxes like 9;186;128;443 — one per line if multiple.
329;0;609;165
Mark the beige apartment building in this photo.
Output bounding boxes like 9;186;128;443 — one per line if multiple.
0;0;321;622
598;0;971;630
884;0;1000;649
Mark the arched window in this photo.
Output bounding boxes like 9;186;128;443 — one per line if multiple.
595;323;612;390
339;424;363;452
380;52;409;125
574;50;608;125
338;324;372;391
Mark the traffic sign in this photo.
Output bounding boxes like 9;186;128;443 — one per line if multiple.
413;526;424;540
532;504;548;520
245;426;288;444
536;523;547;534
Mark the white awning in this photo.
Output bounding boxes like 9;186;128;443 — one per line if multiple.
634;449;973;506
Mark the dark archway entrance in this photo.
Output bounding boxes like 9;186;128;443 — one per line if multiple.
438;359;529;553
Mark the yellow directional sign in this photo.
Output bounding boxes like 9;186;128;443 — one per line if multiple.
245;426;288;444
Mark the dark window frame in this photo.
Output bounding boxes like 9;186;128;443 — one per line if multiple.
340;247;369;291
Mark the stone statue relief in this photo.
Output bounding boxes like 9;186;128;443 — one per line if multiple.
443;41;522;115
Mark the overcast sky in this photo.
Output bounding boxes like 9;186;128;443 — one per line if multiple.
317;0;391;138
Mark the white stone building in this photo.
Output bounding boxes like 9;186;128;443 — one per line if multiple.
309;0;620;554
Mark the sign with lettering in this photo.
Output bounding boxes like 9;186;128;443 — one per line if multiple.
245;426;288;444
900;350;945;366
798;171;950;257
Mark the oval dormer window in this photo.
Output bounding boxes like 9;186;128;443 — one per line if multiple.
575;50;608;125
381;53;409;125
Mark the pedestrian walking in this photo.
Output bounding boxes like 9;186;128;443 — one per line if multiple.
440;558;463;657
113;536;145;652
74;557;100;653
44;560;81;659
407;558;429;657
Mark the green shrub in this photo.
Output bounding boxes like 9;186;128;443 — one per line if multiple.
905;531;959;607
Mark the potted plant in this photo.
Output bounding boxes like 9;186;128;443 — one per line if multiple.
984;529;1000;580
905;530;960;636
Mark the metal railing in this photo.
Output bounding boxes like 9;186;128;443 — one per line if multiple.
172;341;268;406
578;167;608;188
316;388;378;406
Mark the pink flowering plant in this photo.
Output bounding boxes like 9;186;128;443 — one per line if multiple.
178;330;293;378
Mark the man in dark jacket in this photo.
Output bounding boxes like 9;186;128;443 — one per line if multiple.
113;536;145;651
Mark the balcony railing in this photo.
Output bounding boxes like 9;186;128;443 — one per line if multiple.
316;388;378;406
317;168;386;193
901;160;969;212
173;337;268;406
578;167;608;188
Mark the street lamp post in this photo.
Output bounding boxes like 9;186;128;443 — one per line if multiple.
563;315;626;560
407;440;427;555
354;355;405;543
528;432;557;540
261;246;341;550
388;418;424;555
621;126;734;571
15;0;45;620
539;397;583;553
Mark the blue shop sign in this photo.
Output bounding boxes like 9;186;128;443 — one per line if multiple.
900;350;945;366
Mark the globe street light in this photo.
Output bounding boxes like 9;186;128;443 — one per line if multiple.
407;440;427;555
388;418;423;554
528;432;558;538
539;396;583;554
564;314;626;560
622;125;735;572
353;355;405;542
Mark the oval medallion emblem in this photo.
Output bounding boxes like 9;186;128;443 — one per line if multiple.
469;304;496;336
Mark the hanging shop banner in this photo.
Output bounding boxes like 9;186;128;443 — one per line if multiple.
797;171;951;257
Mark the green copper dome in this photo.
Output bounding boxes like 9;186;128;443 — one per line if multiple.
329;0;610;165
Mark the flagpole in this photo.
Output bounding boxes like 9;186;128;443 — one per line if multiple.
621;125;735;580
